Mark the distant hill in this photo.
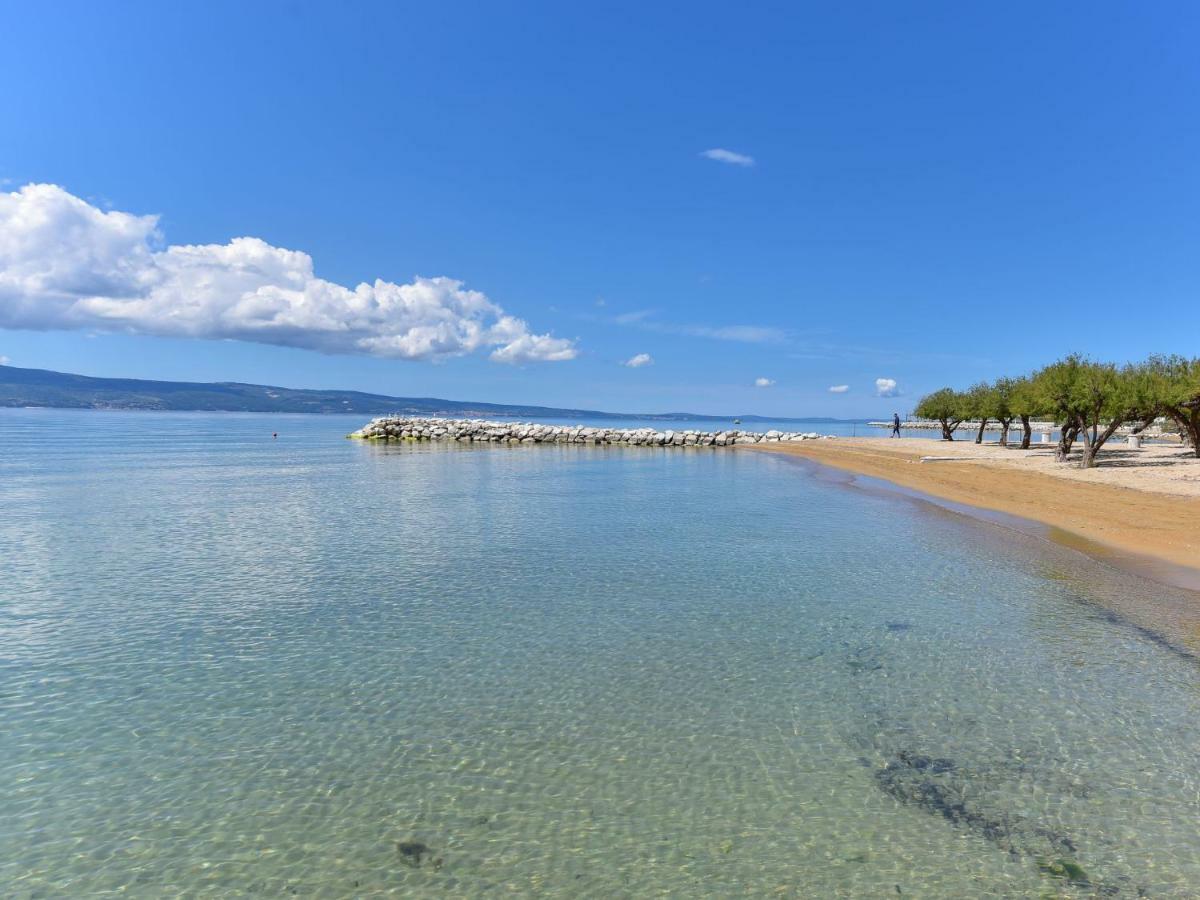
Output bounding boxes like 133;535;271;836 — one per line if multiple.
0;364;866;423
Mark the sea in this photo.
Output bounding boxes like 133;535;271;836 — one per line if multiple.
3;409;1199;897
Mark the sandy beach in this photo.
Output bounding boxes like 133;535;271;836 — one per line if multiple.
751;437;1200;579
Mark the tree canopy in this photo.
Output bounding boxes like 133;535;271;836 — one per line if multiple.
912;354;1200;466
913;388;968;441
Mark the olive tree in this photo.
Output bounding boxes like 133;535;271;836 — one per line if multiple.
914;388;968;441
1007;376;1039;449
1073;362;1149;469
916;353;1196;463
965;382;994;444
1032;356;1086;462
1040;359;1160;469
1151;356;1200;457
986;377;1018;446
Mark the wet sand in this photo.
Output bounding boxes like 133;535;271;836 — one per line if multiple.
749;437;1200;580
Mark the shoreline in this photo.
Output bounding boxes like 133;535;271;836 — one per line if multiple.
748;438;1200;590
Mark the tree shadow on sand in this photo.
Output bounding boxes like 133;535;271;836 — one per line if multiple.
1075;448;1196;468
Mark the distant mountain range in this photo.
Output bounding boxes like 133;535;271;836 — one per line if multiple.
0;364;866;423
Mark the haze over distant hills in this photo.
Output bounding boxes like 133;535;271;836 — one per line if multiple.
0;365;864;423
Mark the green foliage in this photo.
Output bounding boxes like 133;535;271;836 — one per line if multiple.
963;382;994;420
1073;360;1123;426
1149;355;1200;411
1007;375;1041;417
914;387;970;440
1031;354;1087;426
987;378;1012;421
934;353;1200;465
914;388;966;423
1146;356;1200;456
1118;359;1164;425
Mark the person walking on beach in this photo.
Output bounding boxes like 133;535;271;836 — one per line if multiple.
891;413;901;437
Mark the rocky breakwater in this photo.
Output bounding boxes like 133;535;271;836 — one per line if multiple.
349;417;836;447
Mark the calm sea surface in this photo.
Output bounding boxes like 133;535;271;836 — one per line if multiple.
3;410;1200;897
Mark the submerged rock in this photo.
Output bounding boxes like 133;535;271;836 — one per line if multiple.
842;640;1136;895
396;841;431;868
1037;857;1090;885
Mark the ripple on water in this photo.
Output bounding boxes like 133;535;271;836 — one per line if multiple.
2;410;1200;897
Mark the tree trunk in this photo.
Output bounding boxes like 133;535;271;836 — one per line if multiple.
1020;415;1031;449
1182;414;1199;457
1055;422;1079;462
1079;421;1093;466
998;418;1011;447
1079;419;1124;469
974;418;990;444
1165;407;1200;458
940;418;955;441
1183;410;1199;458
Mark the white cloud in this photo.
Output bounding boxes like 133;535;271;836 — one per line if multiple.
828;384;849;394
701;149;755;167
622;353;653;368
875;377;899;397
683;324;783;343
609;309;784;344
614;309;656;325
0;355;9;366
754;377;775;388
0;183;577;365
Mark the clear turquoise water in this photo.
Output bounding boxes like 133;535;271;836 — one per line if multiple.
3;410;1200;898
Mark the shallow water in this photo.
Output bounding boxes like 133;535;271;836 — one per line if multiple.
3;409;1200;897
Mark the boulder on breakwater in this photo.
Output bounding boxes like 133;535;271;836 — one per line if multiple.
348;417;836;447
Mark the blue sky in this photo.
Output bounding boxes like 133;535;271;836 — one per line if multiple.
2;1;1197;417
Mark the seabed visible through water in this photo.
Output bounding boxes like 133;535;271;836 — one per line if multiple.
3;410;1200;896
